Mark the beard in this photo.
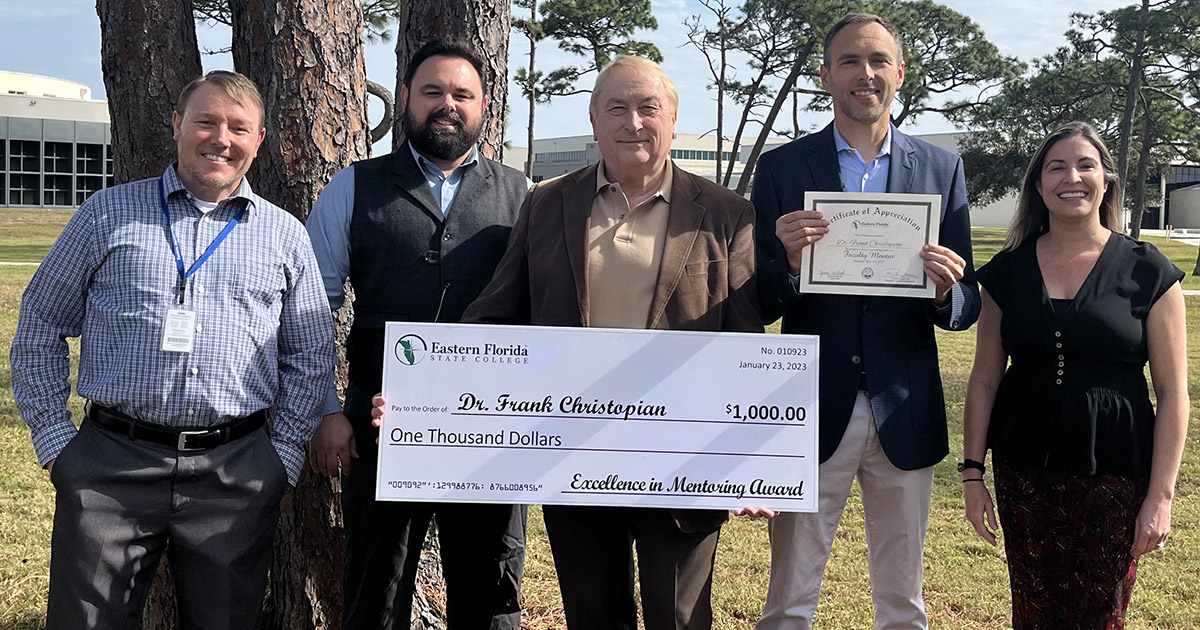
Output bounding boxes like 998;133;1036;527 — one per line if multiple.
833;85;892;126
404;105;483;162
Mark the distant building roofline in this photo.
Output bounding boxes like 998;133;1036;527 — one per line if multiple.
0;70;98;102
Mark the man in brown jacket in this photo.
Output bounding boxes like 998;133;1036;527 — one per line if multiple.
462;56;760;630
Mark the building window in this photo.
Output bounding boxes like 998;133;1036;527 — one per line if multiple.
549;150;584;163
9;140;40;173
77;143;104;175
44;175;72;206
44;142;73;174
9;174;39;206
106;145;115;189
77;175;104;205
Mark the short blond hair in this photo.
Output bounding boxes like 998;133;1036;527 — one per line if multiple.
176;70;265;129
590;56;679;115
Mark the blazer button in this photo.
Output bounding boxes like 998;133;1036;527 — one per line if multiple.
851;355;862;365
862;305;871;315
443;233;452;241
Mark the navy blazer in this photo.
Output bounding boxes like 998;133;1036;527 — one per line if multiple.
753;123;980;470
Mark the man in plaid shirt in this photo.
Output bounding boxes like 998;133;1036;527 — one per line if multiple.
10;70;334;629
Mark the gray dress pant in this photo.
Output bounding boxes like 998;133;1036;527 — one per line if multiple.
46;419;289;630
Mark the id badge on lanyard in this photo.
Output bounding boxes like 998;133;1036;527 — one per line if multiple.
161;308;198;353
158;175;245;353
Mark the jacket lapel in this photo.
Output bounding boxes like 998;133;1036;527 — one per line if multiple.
648;165;703;329
561;164;597;325
887;129;916;194
807;124;845;192
390;145;444;223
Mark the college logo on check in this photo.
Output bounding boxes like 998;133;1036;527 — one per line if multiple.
395;334;429;365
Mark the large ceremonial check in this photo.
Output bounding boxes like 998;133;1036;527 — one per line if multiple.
377;322;820;512
799;191;942;298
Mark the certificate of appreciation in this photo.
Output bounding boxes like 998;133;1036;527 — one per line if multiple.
377;322;820;512
799;191;941;298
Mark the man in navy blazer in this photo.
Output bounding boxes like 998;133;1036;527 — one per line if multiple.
753;13;980;630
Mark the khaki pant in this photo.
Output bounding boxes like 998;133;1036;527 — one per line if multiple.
757;392;935;630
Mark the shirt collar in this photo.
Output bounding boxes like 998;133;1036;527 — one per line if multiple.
593;159;674;204
163;164;258;213
832;123;893;160
408;142;480;180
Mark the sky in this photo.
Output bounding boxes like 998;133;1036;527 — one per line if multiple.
0;0;1132;152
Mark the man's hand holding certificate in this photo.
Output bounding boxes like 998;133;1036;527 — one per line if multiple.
776;192;965;302
376;322;820;513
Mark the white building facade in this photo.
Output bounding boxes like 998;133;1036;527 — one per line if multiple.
1;71;113;208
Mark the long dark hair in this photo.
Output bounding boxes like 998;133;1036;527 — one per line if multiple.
1005;121;1122;251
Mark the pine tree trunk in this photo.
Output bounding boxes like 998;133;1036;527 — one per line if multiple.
391;0;512;158
228;1;370;628
1128;114;1154;240
96;0;202;185
524;1;538;179
230;0;370;218
1115;0;1149;228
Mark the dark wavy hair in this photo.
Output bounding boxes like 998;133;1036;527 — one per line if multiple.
1004;121;1122;250
402;38;487;93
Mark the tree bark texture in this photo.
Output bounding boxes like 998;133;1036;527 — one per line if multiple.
230;0;370;220
96;0;202;185
230;2;369;629
391;0;512;159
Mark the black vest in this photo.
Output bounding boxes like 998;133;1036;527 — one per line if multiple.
343;147;526;424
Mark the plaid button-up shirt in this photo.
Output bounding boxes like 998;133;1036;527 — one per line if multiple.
10;166;334;484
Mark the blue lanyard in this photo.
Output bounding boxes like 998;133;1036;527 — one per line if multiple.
159;176;246;304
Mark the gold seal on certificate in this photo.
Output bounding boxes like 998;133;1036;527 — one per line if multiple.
799;191;942;298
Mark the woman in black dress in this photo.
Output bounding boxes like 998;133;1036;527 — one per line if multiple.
961;122;1188;629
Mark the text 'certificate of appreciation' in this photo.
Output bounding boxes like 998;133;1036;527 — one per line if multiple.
377;322;820;513
800;191;941;298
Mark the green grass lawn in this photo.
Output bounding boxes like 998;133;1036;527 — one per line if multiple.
1;211;1198;629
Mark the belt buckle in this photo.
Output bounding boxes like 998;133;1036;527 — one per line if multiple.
176;430;209;451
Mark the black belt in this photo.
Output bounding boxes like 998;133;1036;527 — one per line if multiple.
86;403;267;451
